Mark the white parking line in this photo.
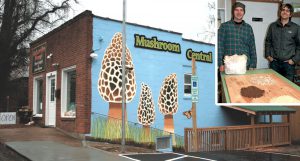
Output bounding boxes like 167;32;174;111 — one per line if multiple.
187;155;217;161
171;152;185;156
119;154;141;161
121;152;164;155
119;152;217;161
172;152;217;161
165;155;187;161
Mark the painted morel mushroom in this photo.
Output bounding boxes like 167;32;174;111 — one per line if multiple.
137;83;155;136
158;73;178;134
98;32;136;119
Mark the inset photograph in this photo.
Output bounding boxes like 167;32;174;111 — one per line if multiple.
217;0;300;104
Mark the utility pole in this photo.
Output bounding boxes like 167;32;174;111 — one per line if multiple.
191;57;198;152
121;0;127;153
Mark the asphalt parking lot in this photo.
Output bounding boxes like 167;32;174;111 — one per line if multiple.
120;151;300;161
2;127;300;161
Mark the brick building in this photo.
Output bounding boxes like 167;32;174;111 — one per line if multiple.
29;11;92;133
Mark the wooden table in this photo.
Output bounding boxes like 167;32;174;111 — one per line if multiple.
220;69;300;103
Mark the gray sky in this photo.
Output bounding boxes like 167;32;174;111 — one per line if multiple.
70;0;216;43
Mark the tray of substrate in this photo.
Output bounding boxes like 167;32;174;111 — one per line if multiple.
224;73;300;103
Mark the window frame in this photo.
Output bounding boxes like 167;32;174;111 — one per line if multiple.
61;65;77;118
33;75;43;117
184;73;192;97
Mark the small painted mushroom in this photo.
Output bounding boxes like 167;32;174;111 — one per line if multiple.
98;32;136;119
137;83;155;137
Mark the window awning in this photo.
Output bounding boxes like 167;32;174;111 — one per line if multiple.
223;106;297;115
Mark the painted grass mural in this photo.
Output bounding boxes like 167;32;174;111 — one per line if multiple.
91;113;184;148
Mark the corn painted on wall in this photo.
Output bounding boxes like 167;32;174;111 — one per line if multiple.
91;17;230;136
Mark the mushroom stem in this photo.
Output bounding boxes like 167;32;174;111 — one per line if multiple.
164;115;177;145
143;125;151;139
108;102;127;121
164;114;174;134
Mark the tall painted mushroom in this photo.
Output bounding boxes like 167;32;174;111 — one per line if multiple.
158;73;178;134
98;32;136;120
137;83;155;136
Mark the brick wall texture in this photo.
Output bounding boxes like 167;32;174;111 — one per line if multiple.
28;11;93;134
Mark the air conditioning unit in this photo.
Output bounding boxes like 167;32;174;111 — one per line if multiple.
156;135;173;152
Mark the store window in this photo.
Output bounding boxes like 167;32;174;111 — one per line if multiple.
61;66;76;117
184;73;192;96
33;76;43;116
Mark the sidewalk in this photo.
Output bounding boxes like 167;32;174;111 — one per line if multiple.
6;141;130;161
0;126;131;161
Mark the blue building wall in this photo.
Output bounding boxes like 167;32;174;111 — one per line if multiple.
91;17;233;136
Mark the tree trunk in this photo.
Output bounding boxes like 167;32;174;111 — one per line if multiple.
0;0;16;95
0;61;11;95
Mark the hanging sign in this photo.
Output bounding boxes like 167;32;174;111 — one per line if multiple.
32;44;46;73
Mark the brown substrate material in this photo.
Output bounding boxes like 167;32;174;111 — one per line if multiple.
240;86;265;98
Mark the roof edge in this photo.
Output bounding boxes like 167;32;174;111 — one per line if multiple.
182;38;215;46
30;10;93;46
92;14;182;36
224;106;256;115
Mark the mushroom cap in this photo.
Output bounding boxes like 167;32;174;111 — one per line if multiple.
98;32;136;103
137;83;155;126
158;73;178;115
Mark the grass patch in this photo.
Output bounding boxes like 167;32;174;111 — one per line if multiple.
90;114;184;149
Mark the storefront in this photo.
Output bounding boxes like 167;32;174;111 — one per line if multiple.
29;11;92;133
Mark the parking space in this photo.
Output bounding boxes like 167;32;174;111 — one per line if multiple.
120;153;215;161
120;151;300;161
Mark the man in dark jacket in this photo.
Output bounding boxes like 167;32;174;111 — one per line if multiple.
265;3;300;81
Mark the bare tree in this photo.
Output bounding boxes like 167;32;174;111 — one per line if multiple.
0;0;77;94
197;1;215;44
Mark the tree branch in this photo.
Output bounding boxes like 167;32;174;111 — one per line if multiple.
14;0;76;47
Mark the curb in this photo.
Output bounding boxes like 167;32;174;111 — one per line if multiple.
0;142;32;161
